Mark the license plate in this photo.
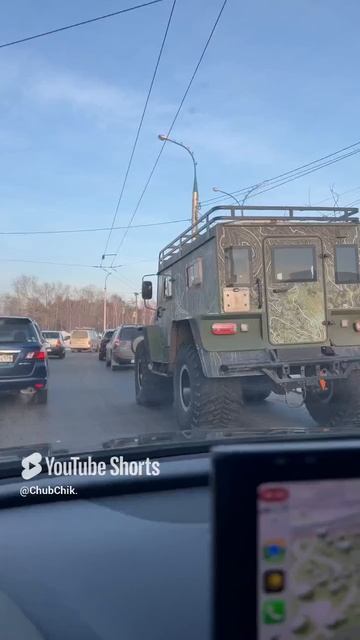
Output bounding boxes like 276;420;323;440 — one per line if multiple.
0;354;13;363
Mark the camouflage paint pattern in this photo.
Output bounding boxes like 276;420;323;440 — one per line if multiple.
263;236;326;345
157;221;360;349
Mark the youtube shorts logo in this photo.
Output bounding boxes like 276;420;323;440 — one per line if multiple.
21;452;43;480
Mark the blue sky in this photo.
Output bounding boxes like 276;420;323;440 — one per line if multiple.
1;0;360;299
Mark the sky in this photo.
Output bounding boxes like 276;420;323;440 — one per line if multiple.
1;0;360;301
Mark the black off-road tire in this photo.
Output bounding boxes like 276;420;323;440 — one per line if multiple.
135;341;173;407
59;352;66;360
305;371;360;428
243;389;271;402
173;344;243;429
242;379;272;403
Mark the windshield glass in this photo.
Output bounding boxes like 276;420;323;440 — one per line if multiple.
0;1;360;471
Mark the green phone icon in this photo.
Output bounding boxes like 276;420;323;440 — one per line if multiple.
262;600;286;624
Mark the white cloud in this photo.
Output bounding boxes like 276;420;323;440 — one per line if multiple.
29;72;141;122
27;69;174;128
174;113;284;167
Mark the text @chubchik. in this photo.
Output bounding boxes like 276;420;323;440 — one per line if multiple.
20;452;161;497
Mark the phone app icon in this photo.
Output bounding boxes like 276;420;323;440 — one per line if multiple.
262;600;286;624
263;570;285;593
263;539;286;562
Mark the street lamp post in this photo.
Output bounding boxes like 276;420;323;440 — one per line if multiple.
240;182;265;215
158;134;199;228
212;187;241;207
134;292;139;324
103;271;112;332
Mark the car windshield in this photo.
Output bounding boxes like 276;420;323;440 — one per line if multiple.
0;1;360;473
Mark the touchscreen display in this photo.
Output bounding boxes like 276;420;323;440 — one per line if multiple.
258;479;360;639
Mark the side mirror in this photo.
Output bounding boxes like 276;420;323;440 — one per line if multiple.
142;280;153;300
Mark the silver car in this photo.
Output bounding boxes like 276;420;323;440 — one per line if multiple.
106;325;143;370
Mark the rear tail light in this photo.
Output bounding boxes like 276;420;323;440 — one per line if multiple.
354;321;360;332
34;383;45;389
114;339;120;347
25;348;47;360
211;323;237;335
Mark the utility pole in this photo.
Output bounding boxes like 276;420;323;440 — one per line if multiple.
134;292;139;323
103;271;112;332
158;134;199;229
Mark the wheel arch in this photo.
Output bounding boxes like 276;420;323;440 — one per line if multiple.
169;319;203;372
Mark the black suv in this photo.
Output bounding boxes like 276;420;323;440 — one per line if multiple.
0;317;49;404
99;329;115;361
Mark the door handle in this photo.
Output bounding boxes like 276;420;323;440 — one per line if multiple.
272;288;291;293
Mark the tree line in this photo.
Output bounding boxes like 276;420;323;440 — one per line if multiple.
0;276;155;332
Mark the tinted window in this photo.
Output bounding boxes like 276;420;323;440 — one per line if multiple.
273;246;316;282
0;318;38;343
71;330;88;339
119;326;143;340
225;247;251;285
43;331;60;339
335;245;359;284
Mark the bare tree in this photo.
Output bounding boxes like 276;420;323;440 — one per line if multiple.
0;276;154;331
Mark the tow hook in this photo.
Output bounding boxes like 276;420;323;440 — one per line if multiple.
319;369;328;391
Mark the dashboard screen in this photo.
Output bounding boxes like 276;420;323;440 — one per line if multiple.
257;479;360;639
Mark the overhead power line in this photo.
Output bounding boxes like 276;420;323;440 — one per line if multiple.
241;148;360;203
110;0;228;267
101;0;177;264
314;185;360;206
0;218;189;237
0;1;163;50
201;139;360;207
0;258;153;268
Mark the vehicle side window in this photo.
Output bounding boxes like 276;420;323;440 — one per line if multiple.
224;247;251;286
186;258;203;288
335;245;359;284
163;275;173;298
272;246;317;282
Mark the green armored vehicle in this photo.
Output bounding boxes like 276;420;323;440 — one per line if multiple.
134;205;360;429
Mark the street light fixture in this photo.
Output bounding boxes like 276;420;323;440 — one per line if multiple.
212;187;241;207
158;134;199;228
240;182;265;215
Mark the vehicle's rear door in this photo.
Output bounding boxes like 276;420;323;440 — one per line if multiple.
0;319;38;378
264;237;327;345
118;327;143;360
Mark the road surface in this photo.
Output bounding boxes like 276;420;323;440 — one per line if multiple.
0;351;316;452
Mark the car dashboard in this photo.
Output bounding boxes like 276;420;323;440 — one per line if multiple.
0;457;211;640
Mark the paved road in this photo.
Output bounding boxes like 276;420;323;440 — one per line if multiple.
0;351;316;452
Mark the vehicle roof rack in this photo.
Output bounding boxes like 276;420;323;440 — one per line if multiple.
159;204;359;268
